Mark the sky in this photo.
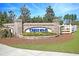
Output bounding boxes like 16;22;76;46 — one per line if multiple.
0;3;79;20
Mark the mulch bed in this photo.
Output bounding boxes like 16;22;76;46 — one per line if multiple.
0;34;73;45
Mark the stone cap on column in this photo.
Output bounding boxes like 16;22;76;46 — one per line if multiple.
14;19;22;22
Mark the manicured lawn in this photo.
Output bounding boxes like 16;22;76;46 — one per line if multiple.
11;29;79;54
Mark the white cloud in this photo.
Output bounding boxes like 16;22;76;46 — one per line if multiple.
2;4;20;11
25;4;33;11
50;3;79;15
31;3;41;10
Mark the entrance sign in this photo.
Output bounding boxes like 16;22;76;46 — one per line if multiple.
3;20;61;35
30;27;48;32
25;27;52;32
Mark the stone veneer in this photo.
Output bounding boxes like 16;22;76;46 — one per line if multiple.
3;19;60;37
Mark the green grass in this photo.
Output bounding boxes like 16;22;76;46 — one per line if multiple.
11;30;79;54
22;32;56;36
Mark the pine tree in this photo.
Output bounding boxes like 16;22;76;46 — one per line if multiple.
20;4;31;23
8;10;16;23
45;6;55;22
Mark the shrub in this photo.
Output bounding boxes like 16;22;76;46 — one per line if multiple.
0;28;13;38
22;32;56;36
7;29;13;37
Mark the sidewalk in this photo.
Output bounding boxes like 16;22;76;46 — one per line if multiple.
0;44;78;56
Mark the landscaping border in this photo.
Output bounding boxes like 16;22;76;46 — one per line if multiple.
18;35;58;40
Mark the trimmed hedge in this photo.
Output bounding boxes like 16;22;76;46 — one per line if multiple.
22;32;56;36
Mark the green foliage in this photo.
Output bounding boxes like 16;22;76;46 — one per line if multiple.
22;32;56;36
29;6;56;23
64;14;77;24
72;21;79;27
20;4;31;23
8;10;16;23
0;11;15;27
54;16;63;25
0;5;59;23
59;20;63;25
45;6;55;22
31;16;43;23
0;12;4;27
0;29;13;38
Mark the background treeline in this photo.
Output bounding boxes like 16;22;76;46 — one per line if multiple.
19;5;56;23
0;11;15;27
64;14;77;25
0;4;79;26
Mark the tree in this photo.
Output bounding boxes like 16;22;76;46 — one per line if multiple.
0;11;15;26
63;14;77;24
64;14;71;24
8;10;16;23
3;11;9;23
42;16;49;23
71;14;77;22
44;6;55;22
70;14;77;24
0;11;6;27
0;12;3;27
31;16;42;23
36;16;42;23
56;16;63;25
20;4;31;23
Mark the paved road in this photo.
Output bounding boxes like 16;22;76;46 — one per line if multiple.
0;44;78;56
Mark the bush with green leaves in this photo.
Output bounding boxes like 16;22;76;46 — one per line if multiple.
22;32;56;36
0;28;13;38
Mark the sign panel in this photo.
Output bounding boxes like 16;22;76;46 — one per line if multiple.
25;27;52;32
